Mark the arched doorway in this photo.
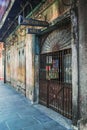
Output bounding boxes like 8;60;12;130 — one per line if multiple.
39;25;72;119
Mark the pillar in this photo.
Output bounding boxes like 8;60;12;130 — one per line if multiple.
78;0;87;129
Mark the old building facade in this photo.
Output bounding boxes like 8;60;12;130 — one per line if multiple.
0;43;4;80
3;0;87;129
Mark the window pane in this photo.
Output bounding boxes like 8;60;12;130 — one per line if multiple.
64;54;72;83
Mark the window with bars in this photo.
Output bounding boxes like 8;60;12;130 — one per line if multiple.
64;53;72;83
40;49;72;84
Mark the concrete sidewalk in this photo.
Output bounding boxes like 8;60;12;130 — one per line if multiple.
0;82;73;130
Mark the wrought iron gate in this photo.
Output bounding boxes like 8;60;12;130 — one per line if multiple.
39;49;72;119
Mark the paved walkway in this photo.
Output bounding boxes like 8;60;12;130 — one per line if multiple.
0;82;73;130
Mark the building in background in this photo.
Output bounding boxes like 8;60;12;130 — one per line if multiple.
0;43;4;80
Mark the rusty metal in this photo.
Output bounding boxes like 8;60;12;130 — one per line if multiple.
39;49;72;119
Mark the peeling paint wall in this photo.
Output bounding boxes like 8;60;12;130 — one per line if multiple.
6;31;26;95
78;0;87;124
6;48;11;82
0;43;4;80
25;34;35;101
5;0;70;102
34;0;69;22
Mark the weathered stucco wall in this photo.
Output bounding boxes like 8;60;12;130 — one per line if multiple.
0;43;4;80
25;34;35;101
6;46;15;84
34;0;69;22
6;29;26;95
6;48;11;82
17;42;26;94
5;0;70;102
78;0;87;129
79;0;87;118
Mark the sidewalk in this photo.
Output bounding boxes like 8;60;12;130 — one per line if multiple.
0;82;73;130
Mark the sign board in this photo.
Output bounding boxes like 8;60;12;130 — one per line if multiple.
18;15;49;27
26;28;41;34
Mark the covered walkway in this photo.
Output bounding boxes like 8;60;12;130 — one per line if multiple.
0;82;72;130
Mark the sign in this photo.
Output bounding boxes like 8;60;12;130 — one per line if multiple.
18;15;49;27
26;28;41;34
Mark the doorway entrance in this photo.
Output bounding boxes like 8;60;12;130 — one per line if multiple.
39;49;72;119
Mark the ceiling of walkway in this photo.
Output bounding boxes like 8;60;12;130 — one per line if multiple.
0;0;11;23
0;0;42;42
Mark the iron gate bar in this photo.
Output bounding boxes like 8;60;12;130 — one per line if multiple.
39;49;72;119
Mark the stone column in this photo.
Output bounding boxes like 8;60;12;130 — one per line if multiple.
78;0;87;129
34;36;40;103
72;41;79;125
71;4;79;125
25;34;36;103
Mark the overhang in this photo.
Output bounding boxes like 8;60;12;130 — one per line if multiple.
0;0;42;42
